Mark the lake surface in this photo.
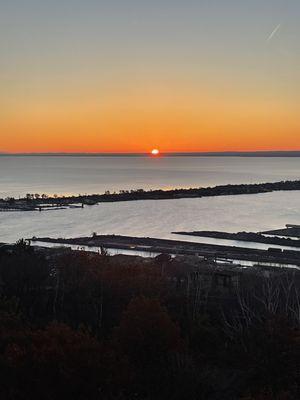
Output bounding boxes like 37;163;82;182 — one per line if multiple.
1;191;300;245
1;156;300;246
1;155;300;198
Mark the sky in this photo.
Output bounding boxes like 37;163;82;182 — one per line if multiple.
1;0;299;153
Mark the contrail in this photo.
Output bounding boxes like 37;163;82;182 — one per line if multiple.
267;23;281;42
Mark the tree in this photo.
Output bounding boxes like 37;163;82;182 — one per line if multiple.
2;323;108;400
116;297;181;367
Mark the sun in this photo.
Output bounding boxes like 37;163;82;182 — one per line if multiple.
151;149;160;156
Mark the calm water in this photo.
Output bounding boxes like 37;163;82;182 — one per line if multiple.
1;191;300;245
1;156;300;246
1;156;300;198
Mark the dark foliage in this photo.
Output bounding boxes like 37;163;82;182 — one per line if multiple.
0;243;299;399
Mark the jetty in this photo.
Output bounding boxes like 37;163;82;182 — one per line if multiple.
172;230;300;248
262;225;300;238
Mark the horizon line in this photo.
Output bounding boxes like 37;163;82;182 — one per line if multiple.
1;150;300;157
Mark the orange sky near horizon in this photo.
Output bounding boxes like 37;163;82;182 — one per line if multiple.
1;1;299;153
2;87;299;153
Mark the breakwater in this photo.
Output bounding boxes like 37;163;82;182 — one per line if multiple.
173;230;300;248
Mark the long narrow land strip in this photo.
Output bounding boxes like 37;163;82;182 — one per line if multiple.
2;179;300;212
172;230;300;248
31;234;300;267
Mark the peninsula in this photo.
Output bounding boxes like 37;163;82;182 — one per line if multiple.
1;179;300;211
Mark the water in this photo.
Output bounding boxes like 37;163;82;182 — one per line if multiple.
1;191;300;245
32;241;162;259
1;155;300;198
1;156;300;248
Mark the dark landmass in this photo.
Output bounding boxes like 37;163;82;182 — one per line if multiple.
173;230;300;248
2;179;300;212
32;234;300;267
0;240;299;400
262;226;300;238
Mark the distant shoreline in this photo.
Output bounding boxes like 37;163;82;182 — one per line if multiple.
1;151;300;157
1;180;300;212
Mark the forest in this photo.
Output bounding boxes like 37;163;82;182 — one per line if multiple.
0;240;299;400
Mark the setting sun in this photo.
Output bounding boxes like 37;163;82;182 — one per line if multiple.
151;149;160;156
